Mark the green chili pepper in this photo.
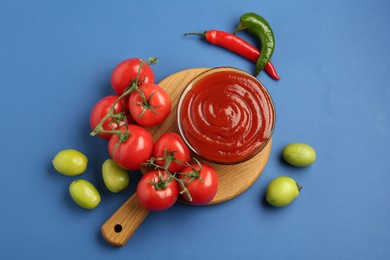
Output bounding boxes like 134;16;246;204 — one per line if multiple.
234;12;275;76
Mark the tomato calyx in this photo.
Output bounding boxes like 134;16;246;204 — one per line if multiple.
296;182;303;192
147;170;174;191
145;154;191;201
91;112;130;139
177;158;204;187
135;89;161;118
145;149;183;171
147;149;185;171
144;154;208;203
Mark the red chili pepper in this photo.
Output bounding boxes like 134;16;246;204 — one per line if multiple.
185;29;280;80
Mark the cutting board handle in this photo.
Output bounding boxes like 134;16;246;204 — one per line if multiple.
101;193;150;246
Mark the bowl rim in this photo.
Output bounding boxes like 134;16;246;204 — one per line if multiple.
176;66;276;165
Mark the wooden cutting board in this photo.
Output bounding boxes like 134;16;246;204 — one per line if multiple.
101;68;273;246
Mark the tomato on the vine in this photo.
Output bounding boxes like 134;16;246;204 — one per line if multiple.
90;95;128;140
179;162;218;205
108;125;154;170
153;132;191;173
111;58;155;96
129;82;171;127
137;170;179;211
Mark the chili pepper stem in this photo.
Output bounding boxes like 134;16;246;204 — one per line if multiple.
233;23;246;34
184;32;206;37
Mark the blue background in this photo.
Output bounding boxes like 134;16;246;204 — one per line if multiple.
1;0;389;259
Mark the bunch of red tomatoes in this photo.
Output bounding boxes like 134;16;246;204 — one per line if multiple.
89;57;218;211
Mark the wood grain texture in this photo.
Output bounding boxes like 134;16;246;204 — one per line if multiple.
101;68;272;246
101;194;149;247
144;67;273;204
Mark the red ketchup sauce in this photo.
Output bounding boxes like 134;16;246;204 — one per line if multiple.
178;67;275;164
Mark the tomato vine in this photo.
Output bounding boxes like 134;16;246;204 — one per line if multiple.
90;57;158;141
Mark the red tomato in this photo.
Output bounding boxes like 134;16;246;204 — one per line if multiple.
111;58;155;96
129;83;171;127
179;163;218;205
108;125;154;170
90;95;128;140
153;132;191;173
137;170;179;211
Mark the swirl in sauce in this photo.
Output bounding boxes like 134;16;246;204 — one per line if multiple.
178;68;275;164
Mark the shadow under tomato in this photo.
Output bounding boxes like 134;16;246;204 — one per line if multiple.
261;193;273;209
47;161;59;177
62;185;79;210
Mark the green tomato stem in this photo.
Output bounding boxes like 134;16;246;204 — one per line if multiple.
296;182;303;192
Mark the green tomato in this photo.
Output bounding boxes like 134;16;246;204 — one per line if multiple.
102;159;129;193
266;176;302;207
52;149;88;176
69;179;101;209
282;143;316;167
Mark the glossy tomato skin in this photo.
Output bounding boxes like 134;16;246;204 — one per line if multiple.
137;171;179;211
180;163;218;205
90;95;127;140
129;83;171;127
153;132;191;173
111;58;155;96
108;125;154;170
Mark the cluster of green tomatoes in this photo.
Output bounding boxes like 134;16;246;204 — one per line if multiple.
52;150;126;209
266;143;316;207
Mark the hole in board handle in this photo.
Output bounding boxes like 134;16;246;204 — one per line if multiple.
114;224;122;233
